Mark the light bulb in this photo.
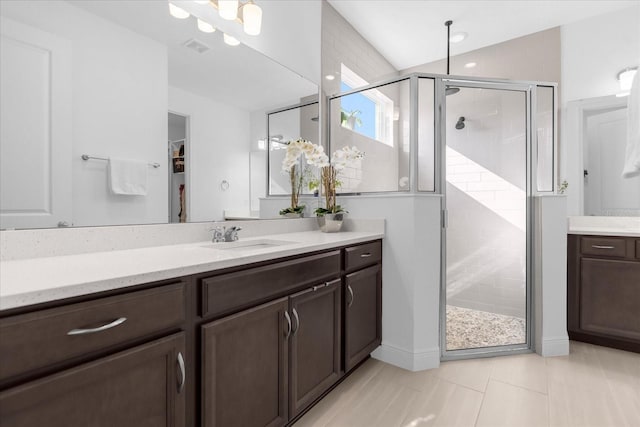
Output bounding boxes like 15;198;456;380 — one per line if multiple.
197;18;216;33
223;33;240;46
242;2;262;35
218;0;239;20
169;3;190;19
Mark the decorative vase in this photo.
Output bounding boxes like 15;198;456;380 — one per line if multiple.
282;212;303;219
317;212;345;233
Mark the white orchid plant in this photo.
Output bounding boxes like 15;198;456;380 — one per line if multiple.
281;139;364;216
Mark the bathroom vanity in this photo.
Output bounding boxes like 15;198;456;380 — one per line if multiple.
567;229;640;353
0;226;383;427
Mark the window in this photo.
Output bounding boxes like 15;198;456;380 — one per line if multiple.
340;64;394;147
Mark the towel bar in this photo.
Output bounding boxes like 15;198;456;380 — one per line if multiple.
81;154;161;168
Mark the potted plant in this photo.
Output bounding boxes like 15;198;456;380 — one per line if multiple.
341;109;363;130
307;146;364;232
279;139;316;218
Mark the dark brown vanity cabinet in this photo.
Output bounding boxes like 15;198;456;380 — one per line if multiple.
0;333;186;427
0;239;383;427
345;264;382;372
201;298;290;427
0;284;187;427
288;279;342;419
568;235;640;353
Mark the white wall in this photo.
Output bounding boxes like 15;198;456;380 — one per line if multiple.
169;87;251;222
0;0;169;227
560;5;640;215
561;5;640;103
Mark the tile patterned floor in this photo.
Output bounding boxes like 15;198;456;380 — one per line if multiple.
294;341;640;427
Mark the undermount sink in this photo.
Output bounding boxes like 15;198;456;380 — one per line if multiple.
205;239;297;251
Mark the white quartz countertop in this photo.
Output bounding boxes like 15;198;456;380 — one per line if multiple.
567;227;640;237
0;230;383;311
567;216;640;237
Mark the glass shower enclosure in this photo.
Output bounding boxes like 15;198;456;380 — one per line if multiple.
328;73;556;359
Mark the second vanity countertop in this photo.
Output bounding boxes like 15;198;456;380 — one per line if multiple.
0;230;384;311
567;216;640;238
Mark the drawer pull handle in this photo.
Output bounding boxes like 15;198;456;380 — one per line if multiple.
360;253;373;258
347;285;354;308
177;352;186;394
592;245;615;249
284;311;292;339
292;308;300;336
67;317;127;336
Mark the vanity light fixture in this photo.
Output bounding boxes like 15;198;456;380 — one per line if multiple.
242;1;262;36
223;33;241;46
169;3;190;19
218;0;239;20
197;18;216;33
616;66;637;97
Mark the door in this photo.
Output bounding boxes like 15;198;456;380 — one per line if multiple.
584;107;640;216
344;265;382;371
289;279;341;418
0;333;186;427
0;17;72;229
201;297;289;427
442;82;530;358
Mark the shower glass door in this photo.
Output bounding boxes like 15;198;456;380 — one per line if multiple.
442;82;530;357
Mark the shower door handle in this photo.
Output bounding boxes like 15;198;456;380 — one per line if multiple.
442;210;448;228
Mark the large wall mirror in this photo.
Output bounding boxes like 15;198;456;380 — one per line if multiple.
0;0;318;229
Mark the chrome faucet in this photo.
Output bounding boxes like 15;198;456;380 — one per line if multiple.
210;227;225;243
223;226;242;242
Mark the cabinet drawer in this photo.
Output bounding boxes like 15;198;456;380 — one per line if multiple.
345;241;382;272
580;237;626;258
0;283;185;382
201;250;341;319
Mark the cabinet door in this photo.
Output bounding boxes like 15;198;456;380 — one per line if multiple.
580;258;640;340
0;332;186;427
345;264;382;372
289;279;341;418
201;297;289;427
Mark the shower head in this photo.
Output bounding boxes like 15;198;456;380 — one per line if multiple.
446;87;460;96
455;116;465;130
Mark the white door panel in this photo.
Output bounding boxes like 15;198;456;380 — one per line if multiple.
0;17;72;229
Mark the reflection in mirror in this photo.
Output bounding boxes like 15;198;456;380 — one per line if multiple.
0;0;318;229
329;78;410;193
267;100;319;196
583;100;640;216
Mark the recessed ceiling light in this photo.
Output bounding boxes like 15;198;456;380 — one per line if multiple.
325;74;335;81
223;33;241;46
450;32;467;43
197;18;216;33
464;62;477;68
169;3;190;19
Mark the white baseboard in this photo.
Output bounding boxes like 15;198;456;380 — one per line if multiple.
371;343;440;371
537;336;570;357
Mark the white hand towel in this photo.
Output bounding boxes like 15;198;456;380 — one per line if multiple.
108;157;148;195
622;72;640;178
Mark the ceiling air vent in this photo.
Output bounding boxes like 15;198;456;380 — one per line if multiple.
183;38;210;54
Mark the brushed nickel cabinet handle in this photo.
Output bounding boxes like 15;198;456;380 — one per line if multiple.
347;285;354;308
360;253;372;258
284;311;292;339
177;352;185;394
592;245;615;249
292;308;300;335
67;317;127;336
